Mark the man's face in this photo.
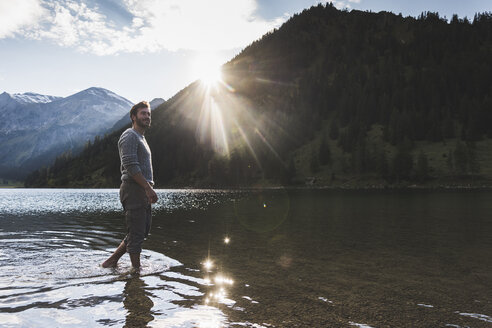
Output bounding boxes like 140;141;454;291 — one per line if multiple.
133;107;151;129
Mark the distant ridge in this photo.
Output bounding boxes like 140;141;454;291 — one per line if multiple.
10;92;61;104
0;87;133;180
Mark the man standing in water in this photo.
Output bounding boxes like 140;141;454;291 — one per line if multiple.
102;101;158;270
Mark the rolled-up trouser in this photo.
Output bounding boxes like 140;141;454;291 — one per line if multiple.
120;181;152;254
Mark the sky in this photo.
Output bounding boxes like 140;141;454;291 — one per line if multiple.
0;0;491;103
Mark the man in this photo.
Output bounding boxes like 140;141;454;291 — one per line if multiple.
102;101;158;270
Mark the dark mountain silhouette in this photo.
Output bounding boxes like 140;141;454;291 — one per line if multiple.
25;4;492;188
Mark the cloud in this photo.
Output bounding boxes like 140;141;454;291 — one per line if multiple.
0;0;46;38
30;1;118;50
121;0;286;52
331;0;360;10
1;0;286;55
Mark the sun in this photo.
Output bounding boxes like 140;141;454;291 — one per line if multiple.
192;52;223;86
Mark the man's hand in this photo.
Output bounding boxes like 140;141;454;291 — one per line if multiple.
130;172;158;204
145;186;158;204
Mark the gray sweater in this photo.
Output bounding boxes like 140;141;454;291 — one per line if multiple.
118;128;154;186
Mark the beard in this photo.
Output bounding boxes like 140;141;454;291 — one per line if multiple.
135;117;151;129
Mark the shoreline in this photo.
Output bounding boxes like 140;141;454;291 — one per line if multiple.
9;183;492;191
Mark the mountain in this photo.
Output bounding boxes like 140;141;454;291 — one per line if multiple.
25;5;492;188
7;92;61;104
149;98;165;109
0;87;133;179
15;92;61;104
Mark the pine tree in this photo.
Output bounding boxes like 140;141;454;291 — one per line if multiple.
392;144;414;182
446;149;454;172
280;156;297;184
310;147;320;173
329;119;339;140
375;147;389;180
208;156;228;186
319;136;332;165
453;141;468;174
467;142;480;174
416;150;429;182
229;151;243;185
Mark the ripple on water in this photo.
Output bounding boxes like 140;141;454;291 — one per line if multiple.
349;322;376;328
0;245;181;298
456;312;492;323
0;189;253;327
0;222;181;303
0;230;185;328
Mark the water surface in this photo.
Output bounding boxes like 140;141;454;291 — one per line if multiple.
0;188;491;327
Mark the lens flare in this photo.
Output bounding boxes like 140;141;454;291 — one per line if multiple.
203;259;213;270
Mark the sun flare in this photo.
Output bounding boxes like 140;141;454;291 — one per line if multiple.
192;53;223;86
203;259;214;270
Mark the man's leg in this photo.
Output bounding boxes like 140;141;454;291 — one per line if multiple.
129;252;141;269
127;204;151;270
125;205;148;269
102;240;126;268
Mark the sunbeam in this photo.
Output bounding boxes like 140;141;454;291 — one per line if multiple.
255;128;285;166
179;61;293;176
210;96;229;155
196;84;230;156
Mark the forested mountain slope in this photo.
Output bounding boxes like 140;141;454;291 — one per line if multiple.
25;4;492;188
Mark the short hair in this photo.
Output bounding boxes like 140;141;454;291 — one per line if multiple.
130;101;150;123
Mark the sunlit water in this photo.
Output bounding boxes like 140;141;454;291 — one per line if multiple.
0;188;491;327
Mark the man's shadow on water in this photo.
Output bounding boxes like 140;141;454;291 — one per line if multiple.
123;275;154;328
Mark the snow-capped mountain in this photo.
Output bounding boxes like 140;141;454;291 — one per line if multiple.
0;87;133;179
11;92;62;104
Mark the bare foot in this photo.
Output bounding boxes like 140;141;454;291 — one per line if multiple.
101;259;118;268
101;241;126;268
129;266;141;275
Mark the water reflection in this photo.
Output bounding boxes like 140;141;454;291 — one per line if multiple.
150;305;227;328
203;272;235;307
123;276;154;328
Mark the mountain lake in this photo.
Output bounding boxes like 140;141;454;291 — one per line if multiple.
0;188;491;327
